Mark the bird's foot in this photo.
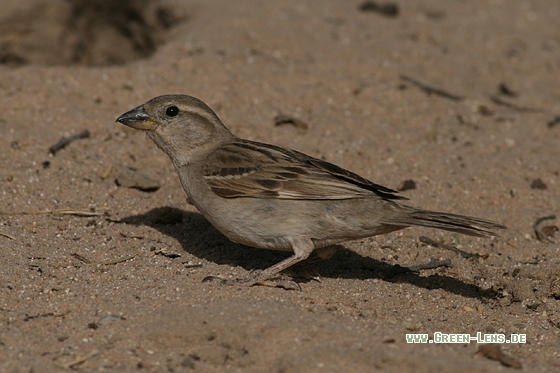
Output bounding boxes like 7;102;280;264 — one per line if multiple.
202;271;301;291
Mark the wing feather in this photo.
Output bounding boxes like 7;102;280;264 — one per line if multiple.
202;141;405;200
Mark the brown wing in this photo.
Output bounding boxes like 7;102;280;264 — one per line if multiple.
202;141;406;200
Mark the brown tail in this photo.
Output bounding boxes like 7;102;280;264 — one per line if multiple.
391;206;507;237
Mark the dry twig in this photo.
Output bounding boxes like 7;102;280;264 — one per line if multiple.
0;208;102;217
533;215;556;243
0;231;15;240
399;75;464;101
419;236;486;259
407;258;452;272
49;129;91;155
274;114;309;130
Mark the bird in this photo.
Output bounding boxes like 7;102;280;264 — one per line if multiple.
117;94;506;290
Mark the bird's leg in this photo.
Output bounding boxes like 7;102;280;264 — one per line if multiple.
292;245;339;283
252;245;339;288
299;245;338;266
203;237;315;291
243;237;315;290
243;253;309;290
202;254;307;291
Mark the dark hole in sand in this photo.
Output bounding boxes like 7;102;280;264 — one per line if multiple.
0;0;186;67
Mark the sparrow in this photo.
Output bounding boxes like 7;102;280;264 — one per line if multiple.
117;94;506;289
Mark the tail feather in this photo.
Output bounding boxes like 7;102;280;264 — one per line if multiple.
391;207;507;237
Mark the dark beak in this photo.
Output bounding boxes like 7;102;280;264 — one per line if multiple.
116;106;157;131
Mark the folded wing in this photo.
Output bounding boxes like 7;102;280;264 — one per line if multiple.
202;141;405;201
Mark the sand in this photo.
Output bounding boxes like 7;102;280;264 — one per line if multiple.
1;0;559;371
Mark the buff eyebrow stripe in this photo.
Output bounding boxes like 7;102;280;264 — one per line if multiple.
181;111;220;130
185;101;223;123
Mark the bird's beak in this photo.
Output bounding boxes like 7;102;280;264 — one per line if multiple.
116;106;157;131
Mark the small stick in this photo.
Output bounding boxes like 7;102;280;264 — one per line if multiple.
274;114;309;130
0;208;101;217
55;209;102;217
71;252;136;266
183;263;203;269
407;258;452;272
419;236;485;259
547;115;560;128
489;96;544;113
49;129;90;155
63;350;100;369
71;253;91;264
0;231;15;240
88;255;136;266
399;75;464;101
100;165;114;179
358;1;399;17
383;258;452;278
533;215;556;243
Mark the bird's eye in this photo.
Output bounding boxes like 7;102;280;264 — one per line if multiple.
166;106;179;117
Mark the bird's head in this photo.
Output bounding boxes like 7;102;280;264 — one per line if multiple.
117;94;233;166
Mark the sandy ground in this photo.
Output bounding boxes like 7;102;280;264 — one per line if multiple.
1;0;560;372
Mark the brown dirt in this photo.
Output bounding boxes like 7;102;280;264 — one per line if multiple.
1;0;559;372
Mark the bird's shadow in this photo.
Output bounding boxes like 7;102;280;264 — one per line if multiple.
121;206;497;300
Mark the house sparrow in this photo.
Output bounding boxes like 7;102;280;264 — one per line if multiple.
117;94;506;289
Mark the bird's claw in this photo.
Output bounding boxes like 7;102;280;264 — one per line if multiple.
201;274;301;291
